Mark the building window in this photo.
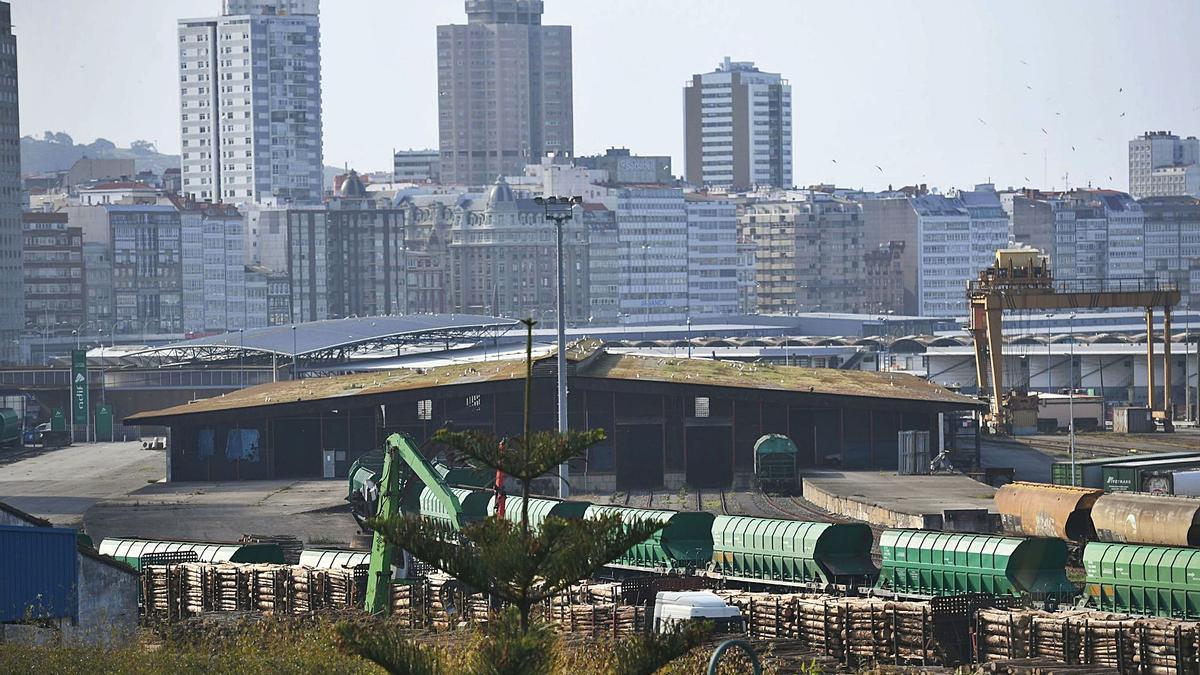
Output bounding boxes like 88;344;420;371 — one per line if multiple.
466;394;481;410
694;397;709;418
417;399;432;420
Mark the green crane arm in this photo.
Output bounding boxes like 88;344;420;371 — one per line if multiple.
364;432;466;615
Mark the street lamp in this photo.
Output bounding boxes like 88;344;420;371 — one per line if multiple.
291;325;299;381
238;328;245;389
534;195;582;499
1045;313;1054;393
1068;313;1077;484
686;316;693;359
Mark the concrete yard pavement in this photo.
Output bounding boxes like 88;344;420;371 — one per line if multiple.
0;441;163;527
84;478;354;545
0;440;358;545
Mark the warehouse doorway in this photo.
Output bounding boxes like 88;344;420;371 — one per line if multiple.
685;425;732;488
615;423;663;490
272;416;322;478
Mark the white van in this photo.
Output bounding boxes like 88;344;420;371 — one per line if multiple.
653;591;743;634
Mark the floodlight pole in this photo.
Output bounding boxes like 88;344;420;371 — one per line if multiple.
536;195;582;499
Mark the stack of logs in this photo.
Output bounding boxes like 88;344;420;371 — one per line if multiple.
715;590;943;666
977;608;1199;674
142;562;362;619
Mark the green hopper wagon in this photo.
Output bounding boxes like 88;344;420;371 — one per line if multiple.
417;486;491;531
583;505;714;571
876;530;1076;602
486;494;591;531
299;548;370;569
98;538;285;572
1083;542;1200;619
711;515;876;587
753;434;799;490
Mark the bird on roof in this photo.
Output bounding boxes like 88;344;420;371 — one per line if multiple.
1071;146;1076;151
831;159;837;164
1118;87;1123;93
1041;128;1047;134
1120;112;1126;117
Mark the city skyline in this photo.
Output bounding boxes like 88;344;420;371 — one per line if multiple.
9;0;1199;191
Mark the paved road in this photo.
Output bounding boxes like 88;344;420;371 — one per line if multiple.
0;441;163;527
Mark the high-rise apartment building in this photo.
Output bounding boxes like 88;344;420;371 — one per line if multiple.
437;0;573;187
0;2;19;363
1129;131;1200;199
178;0;323;205
684;57;791;190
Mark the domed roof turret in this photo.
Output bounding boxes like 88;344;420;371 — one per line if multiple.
339;170;366;198
486;175;515;207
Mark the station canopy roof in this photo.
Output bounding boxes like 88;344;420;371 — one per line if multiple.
137;315;518;363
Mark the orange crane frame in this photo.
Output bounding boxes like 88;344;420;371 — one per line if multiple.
968;252;1180;433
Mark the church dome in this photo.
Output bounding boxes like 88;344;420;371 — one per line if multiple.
486;175;515;207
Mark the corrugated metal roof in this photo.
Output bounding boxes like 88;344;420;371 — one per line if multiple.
0;525;78;622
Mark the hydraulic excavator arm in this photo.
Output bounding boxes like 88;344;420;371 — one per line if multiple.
364;432;466;614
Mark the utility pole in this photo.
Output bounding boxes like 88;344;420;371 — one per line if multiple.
534;195;582;498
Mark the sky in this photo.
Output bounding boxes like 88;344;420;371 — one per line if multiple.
11;0;1200;192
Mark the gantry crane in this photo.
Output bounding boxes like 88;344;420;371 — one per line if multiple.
968;248;1181;434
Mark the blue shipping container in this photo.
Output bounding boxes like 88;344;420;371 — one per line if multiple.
0;525;78;622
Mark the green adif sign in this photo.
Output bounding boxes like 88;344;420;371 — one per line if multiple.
71;350;88;425
95;404;113;441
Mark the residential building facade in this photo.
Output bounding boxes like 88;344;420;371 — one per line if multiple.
437;0;573;186
684;57;791;190
1140;196;1200;308
1129;131;1200;199
739;195;865;315
393;149;441;183
0;2;18;362
684;195;740;318
611;186;688;324
106;205;184;335
178;0;323;204
576;148;672;185
863;241;905;315
180;201;247;332
22;213;84;335
583;204;619;324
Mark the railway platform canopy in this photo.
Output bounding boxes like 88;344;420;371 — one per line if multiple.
132;315;519;366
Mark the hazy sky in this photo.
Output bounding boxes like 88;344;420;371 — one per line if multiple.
11;0;1200;191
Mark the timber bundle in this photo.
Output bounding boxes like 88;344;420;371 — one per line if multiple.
977;608;1200;675
715;590;947;666
141;562;362;619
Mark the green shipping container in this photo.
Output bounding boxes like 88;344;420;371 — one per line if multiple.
1101;457;1200;493
1083;542;1200;619
1051;451;1200;487
711;516;876;586
876;530;1075;601
486;494;591;531
97;538;284;571
583;505;714;571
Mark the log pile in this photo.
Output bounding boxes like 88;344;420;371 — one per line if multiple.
977;608;1200;674
141;562;365;618
714;591;941;666
544;598;647;637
